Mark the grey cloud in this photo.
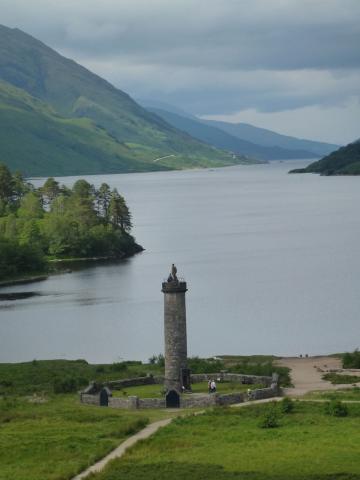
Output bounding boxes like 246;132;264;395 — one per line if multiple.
2;0;360;70
0;0;359;142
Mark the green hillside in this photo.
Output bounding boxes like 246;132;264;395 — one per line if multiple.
289;140;360;175
0;81;167;176
149;107;317;160
0;25;243;175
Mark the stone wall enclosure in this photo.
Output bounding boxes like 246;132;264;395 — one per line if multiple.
80;372;280;409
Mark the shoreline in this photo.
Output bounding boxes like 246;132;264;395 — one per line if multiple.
0;247;144;289
0;275;48;288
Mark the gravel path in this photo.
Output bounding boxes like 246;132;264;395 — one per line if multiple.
72;418;171;480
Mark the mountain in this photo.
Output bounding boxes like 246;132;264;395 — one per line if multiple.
289;140;360;175
0;25;245;175
203;120;340;157
148;107;319;161
140;100;339;158
0;80;162;176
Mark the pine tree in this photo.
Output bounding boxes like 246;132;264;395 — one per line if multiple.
108;188;132;232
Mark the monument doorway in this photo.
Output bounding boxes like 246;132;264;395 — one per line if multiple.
100;388;109;406
166;390;180;408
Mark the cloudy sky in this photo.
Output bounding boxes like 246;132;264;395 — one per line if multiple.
2;0;360;144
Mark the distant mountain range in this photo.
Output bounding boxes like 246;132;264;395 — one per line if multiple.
0;24;341;177
0;25;249;176
142;103;339;161
289;140;360;175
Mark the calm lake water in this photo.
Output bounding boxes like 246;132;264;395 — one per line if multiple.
1;161;360;363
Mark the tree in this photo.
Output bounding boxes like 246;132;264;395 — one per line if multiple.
72;179;95;199
0;170;138;279
50;194;68;215
108;189;132;232
17;192;44;219
41;177;61;206
0;163;14;209
12;171;32;204
96;183;111;219
19;220;42;246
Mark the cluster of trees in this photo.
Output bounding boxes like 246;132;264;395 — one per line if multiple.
0;163;140;280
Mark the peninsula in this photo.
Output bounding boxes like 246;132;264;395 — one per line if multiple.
289;139;360;175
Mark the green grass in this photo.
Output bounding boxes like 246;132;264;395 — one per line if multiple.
88;402;360;480
0;357;286;396
0;389;202;480
0;81;166;177
112;381;265;398
304;387;360;401
0;394;151;480
0;359;163;395
323;373;360;385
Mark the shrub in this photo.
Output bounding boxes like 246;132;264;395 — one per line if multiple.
188;356;224;374
53;376;88;394
259;404;281;428
281;397;294;413
149;354;165;367
342;349;360;369
110;362;128;372
324;400;348;417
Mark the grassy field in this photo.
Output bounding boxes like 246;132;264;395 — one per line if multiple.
88;401;360;480
0;357;289;396
112;381;265;398
0;393;188;480
304;387;360;401
0;358;288;480
322;373;360;385
0;359;163;395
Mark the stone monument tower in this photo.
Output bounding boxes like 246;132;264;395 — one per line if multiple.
162;264;190;399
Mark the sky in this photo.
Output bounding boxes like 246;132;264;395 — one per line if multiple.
1;0;360;144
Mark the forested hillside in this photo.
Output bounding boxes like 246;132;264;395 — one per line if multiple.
289;141;360;175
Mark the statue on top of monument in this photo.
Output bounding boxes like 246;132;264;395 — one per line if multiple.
170;263;178;282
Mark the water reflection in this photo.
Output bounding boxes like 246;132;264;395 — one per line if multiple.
0;291;40;301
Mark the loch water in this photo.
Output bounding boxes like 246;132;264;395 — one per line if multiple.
1;160;359;363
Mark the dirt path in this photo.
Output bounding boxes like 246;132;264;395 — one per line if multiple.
276;356;360;396
72;418;171;480
231;397;282;407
